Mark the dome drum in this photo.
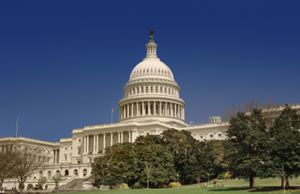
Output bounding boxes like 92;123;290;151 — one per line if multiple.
119;100;185;122
124;83;180;98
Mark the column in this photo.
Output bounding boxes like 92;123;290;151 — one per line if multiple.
87;136;90;154
137;102;140;116
96;135;99;153
103;134;106;150
121;132;124;143
56;150;59;163
123;106;125;119
164;102;167;116
170;103;173;117
127;104;130;118
179;106;182;119
148;101;150;115
53;150;56;164
159;101;162;116
129;131;132;143
93;135;96;154
118;132;121;143
142;102;145;116
131;103;134;117
182;107;185;120
154;101;156;115
110;133;113;146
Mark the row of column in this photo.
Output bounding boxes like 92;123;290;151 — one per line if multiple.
82;131;133;155
127;85;179;97
53;149;60;164
120;101;185;120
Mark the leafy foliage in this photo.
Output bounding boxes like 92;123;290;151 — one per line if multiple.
92;131;225;188
226;109;269;188
92;143;137;187
269;106;300;187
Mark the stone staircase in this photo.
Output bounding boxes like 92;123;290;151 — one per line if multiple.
58;177;91;191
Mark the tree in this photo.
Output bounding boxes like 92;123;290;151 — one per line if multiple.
92;143;137;187
226;109;269;188
53;173;62;190
223;100;280;123
143;162;152;189
37;177;47;190
0;145;16;191
10;149;43;193
161;129;199;184
194;140;227;183
269;105;300;189
134;135;176;188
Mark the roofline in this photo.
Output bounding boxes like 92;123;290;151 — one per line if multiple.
0;137;59;147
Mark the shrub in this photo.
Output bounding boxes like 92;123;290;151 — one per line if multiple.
119;183;129;189
27;184;34;190
169;182;181;188
133;182;143;189
217;173;225;179
224;172;232;179
35;183;43;190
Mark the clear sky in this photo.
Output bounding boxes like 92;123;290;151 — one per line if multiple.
0;1;300;141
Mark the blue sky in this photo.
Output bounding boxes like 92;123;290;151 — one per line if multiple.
0;1;300;141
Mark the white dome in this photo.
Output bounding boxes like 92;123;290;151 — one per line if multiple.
119;31;186;126
129;57;174;81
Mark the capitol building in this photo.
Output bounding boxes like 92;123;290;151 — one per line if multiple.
1;32;298;190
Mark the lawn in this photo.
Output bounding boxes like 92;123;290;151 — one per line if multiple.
59;178;300;194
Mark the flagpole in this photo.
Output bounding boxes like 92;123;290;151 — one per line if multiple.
111;109;114;124
16;117;19;137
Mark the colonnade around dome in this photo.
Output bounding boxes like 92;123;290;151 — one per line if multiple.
119;101;185;121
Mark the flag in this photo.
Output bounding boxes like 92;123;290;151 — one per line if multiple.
112;108;115;113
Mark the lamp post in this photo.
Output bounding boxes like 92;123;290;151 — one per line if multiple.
207;172;210;186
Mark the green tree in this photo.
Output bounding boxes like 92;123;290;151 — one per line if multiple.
134;135;176;188
226;109;269;188
161;129;198;184
161;129;223;184
193;140;227;183
269;105;300;189
92;143;137;187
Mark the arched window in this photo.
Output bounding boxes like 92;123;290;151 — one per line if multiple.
64;170;69;176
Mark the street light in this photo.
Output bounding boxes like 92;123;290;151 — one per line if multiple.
207;172;210;186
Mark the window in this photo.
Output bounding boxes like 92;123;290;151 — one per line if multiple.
47;171;52;179
83;169;87;177
64;170;69;176
74;169;78;176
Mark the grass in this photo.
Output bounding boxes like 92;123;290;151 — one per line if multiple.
58;178;300;194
